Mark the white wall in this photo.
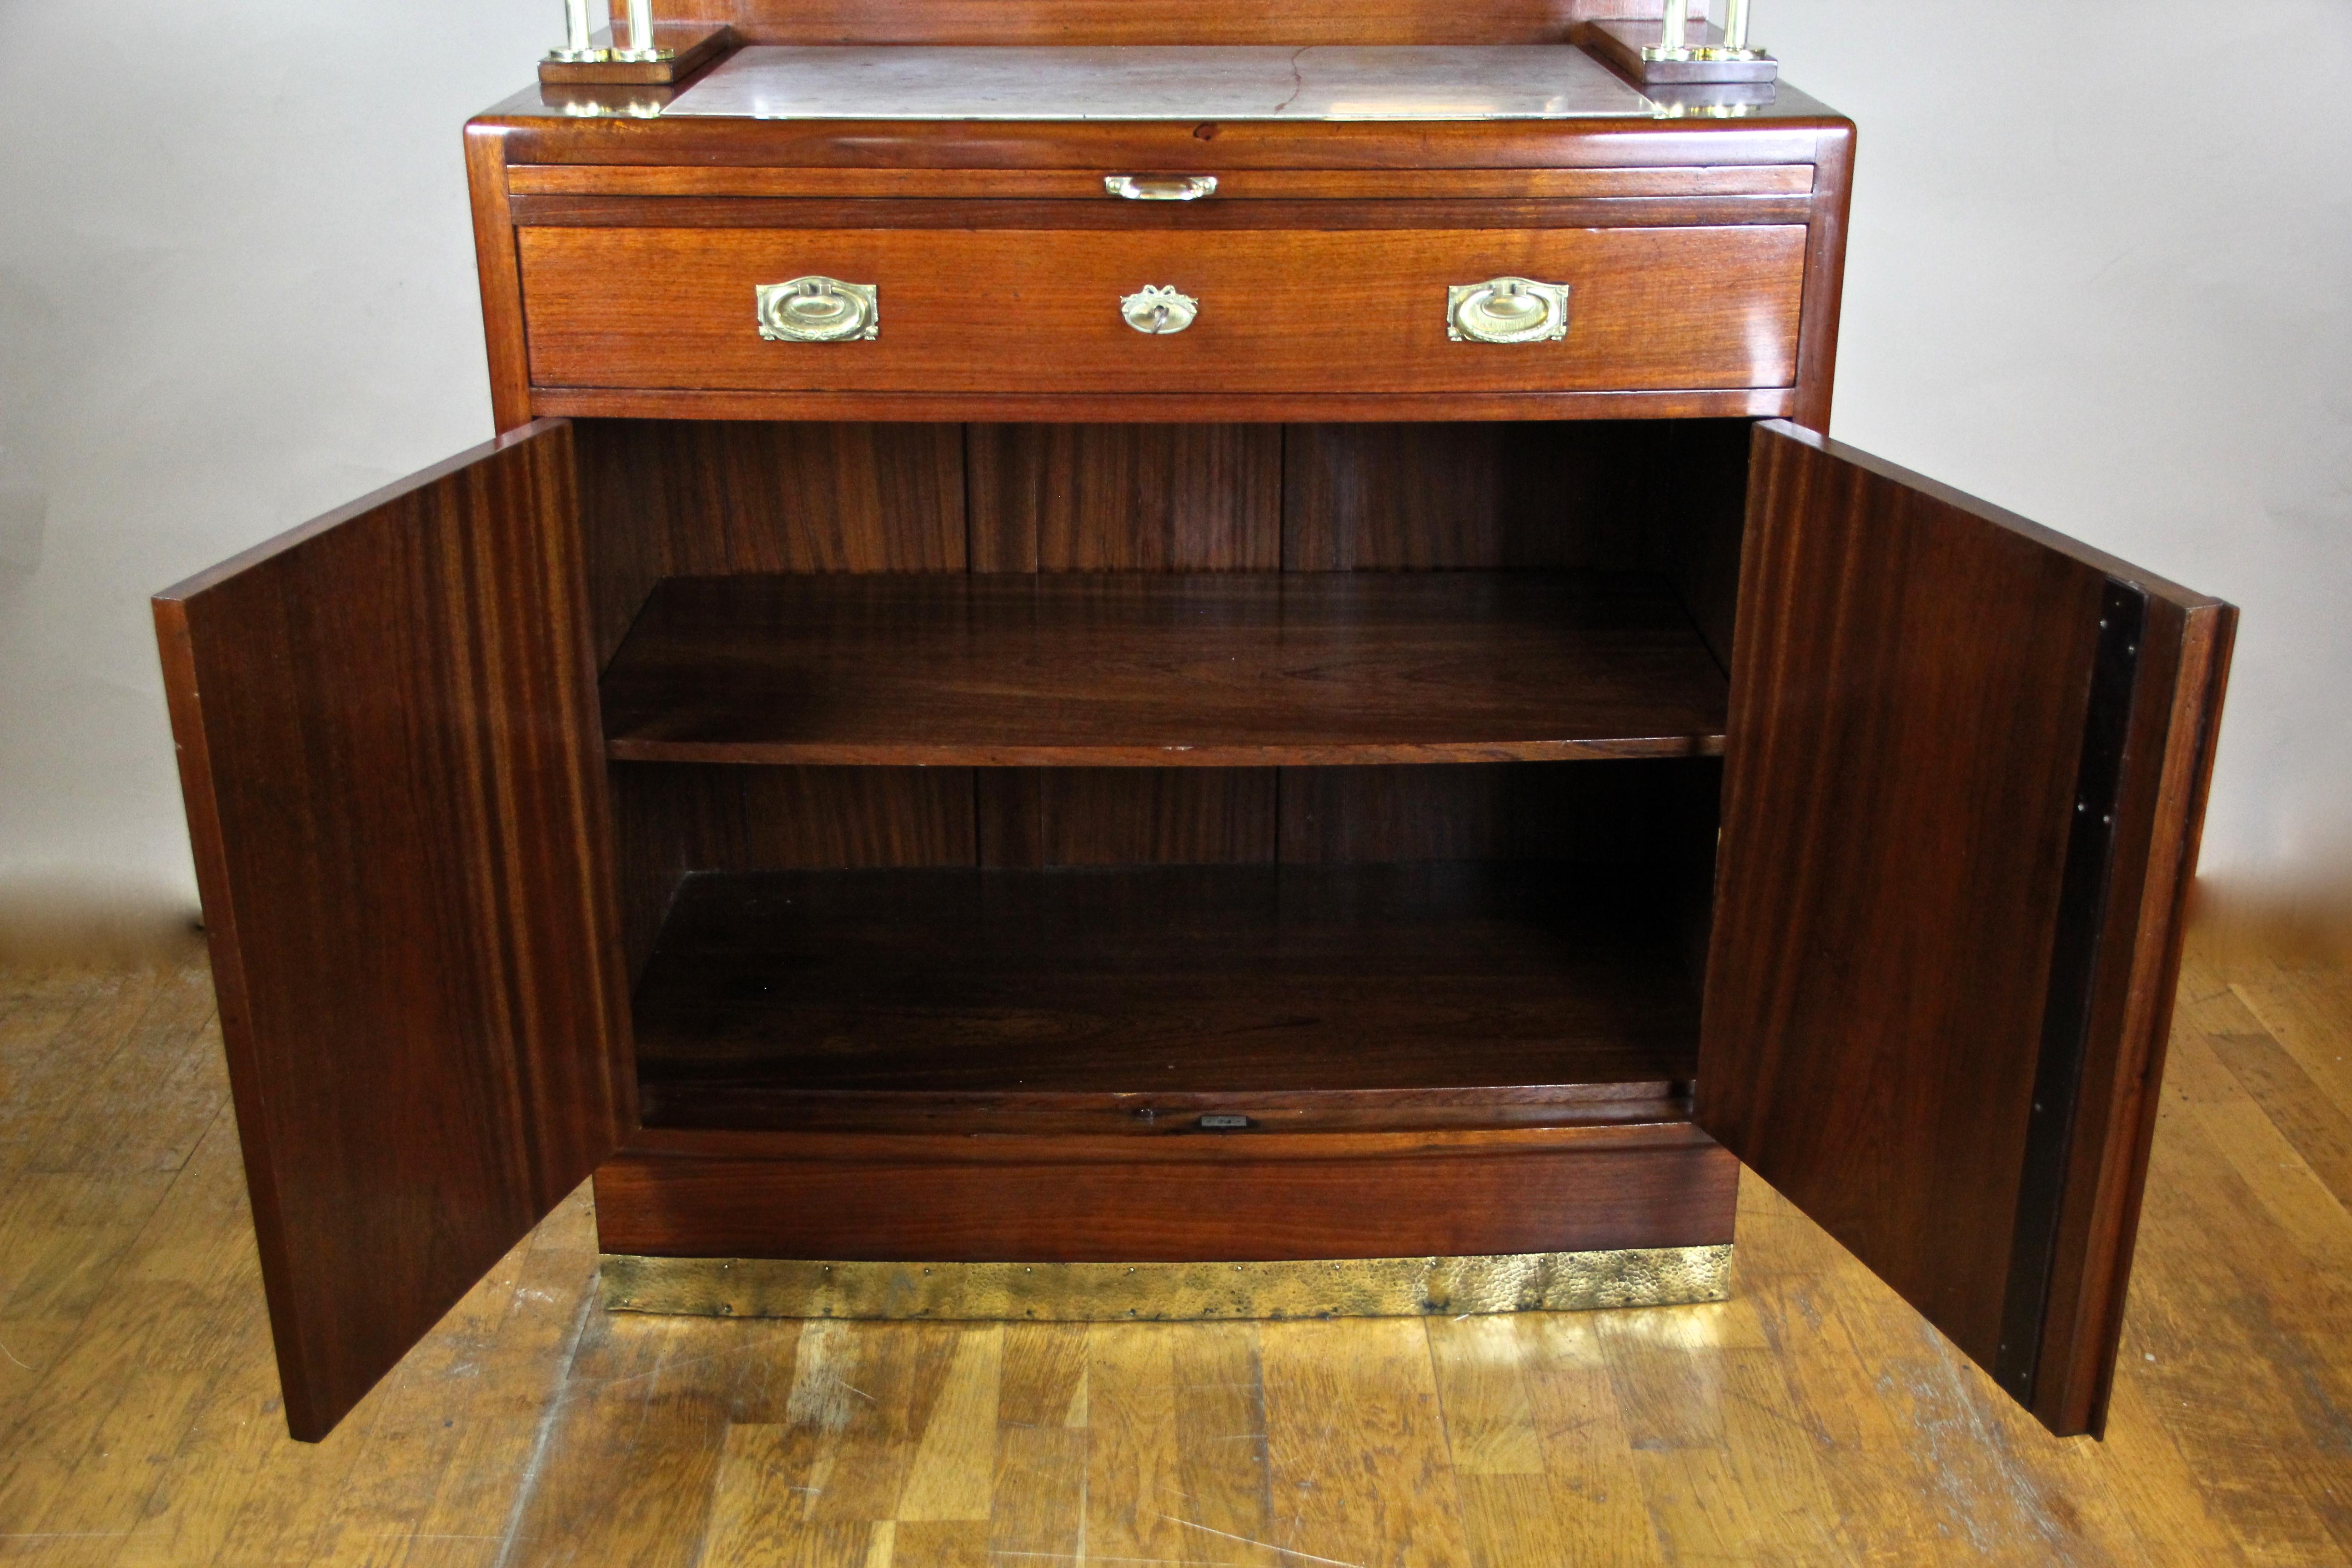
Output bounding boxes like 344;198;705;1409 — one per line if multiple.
1767;0;2352;901
0;0;2344;918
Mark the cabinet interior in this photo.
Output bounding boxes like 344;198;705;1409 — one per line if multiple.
576;416;1753;1136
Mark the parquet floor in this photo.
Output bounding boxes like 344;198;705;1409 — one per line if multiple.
0;932;2347;1565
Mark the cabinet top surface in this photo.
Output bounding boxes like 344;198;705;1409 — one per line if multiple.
663;45;1653;121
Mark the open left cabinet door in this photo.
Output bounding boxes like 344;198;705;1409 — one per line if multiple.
154;421;636;1441
1699;421;2234;1438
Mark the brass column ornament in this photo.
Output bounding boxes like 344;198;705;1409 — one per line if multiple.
1646;0;1693;62
547;0;601;63
1589;0;1775;86
613;0;674;64
1644;0;1769;64
1721;0;1755;53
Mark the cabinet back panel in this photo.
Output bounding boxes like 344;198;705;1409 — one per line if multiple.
611;763;978;978
573;418;968;667
1283;419;1749;616
1278;760;1715;866
577;417;1745;626
649;0;1671;46
1284;422;1648;571
588;416;1747;952
969;424;1282;571
979;768;1279;867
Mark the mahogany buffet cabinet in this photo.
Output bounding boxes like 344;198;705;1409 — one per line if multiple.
153;1;2236;1445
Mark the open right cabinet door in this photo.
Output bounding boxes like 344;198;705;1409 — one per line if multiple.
1699;421;2236;1437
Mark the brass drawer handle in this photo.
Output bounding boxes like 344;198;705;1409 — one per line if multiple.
1120;285;1199;335
1105;174;1219;201
1447;277;1570;344
756;276;878;342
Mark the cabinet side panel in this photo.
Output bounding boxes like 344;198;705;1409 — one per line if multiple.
153;422;633;1440
1788;121;1853;432
465;125;532;433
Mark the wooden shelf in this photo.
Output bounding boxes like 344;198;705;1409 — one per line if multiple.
633;862;1702;1130
600;571;1727;766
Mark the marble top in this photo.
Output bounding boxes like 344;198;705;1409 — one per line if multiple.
664;45;1659;122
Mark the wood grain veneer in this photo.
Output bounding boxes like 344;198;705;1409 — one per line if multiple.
2025;524;2236;1437
507;195;1816;230
569;416;976;980
1283;419;1743;573
607;763;981;980
505;165;1817;200
596;1122;1737;1263
1697;423;2234;1438
968;424;1281;571
976;768;1280;868
632;861;1701;1112
478;109;1848;172
597;571;1730;766
152;421;634;1442
532;386;1800;424
572;418;967;669
1789;119;1853;431
642;0;1681;46
463;124;532;432
515;224;1806;396
1275;758;1717;865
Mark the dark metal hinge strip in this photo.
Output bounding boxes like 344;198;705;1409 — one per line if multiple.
1993;579;2146;1406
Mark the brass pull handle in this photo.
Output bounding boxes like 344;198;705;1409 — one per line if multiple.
1120;285;1199;335
756;276;878;342
1446;277;1571;344
1104;175;1219;202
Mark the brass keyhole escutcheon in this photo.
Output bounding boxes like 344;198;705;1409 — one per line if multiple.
1120;285;1200;335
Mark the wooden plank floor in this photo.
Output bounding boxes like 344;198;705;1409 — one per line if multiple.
1;931;2347;1566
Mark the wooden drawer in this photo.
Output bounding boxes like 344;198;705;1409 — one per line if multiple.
516;224;1806;395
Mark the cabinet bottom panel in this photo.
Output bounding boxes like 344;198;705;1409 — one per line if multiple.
598;1243;1735;1321
591;1129;1737;1263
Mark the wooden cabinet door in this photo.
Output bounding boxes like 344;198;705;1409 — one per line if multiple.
1699;421;2234;1438
153;421;635;1441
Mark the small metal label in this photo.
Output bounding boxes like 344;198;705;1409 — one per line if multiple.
1197;1114;1252;1130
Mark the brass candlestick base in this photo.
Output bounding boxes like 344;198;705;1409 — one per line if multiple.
1580;18;1780;86
539;22;732;86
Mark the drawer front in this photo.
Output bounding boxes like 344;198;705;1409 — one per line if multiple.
517;225;1806;395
